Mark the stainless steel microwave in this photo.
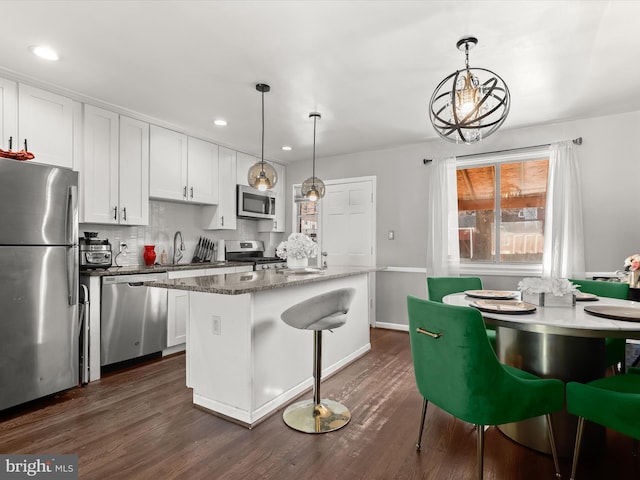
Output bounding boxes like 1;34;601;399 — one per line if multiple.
237;185;277;219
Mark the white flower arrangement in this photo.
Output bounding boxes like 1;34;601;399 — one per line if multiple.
276;233;319;260
624;253;640;272
517;277;577;297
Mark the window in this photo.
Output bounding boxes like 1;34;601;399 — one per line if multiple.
456;148;549;265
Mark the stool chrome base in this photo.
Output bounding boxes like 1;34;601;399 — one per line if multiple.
283;399;351;433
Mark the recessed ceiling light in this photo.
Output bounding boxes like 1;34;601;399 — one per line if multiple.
282;146;292;151
29;45;59;61
214;119;227;126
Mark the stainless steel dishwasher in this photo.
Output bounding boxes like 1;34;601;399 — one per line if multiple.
100;272;168;366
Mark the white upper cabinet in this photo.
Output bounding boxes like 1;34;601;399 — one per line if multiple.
0;78;17;151
149;125;188;201
149;125;218;205
82;105;119;224
187;137;219;205
203;146;236;230
236;151;257;187
81;105;149;225
18;83;74;168
118;116;150;225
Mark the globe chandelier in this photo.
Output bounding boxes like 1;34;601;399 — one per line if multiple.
301;112;325;202
429;36;510;144
247;83;278;191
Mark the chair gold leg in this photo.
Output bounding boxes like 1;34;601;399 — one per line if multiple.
476;424;484;480
570;416;586;480
416;398;428;450
545;414;562;479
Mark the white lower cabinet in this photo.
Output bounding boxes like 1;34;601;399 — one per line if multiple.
166;266;248;348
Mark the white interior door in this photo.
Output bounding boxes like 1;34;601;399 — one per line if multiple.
320;177;375;267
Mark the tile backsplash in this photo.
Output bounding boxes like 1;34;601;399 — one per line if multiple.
81;200;284;266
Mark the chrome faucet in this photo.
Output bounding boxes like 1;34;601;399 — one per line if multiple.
173;231;185;264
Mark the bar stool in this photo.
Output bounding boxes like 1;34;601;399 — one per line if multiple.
280;288;356;433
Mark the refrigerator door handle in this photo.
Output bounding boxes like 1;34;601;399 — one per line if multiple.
66;185;78;246
66;185;79;306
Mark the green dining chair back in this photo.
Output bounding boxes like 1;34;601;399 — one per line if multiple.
407;296;564;480
427;276;496;349
427;276;483;302
566;370;640;479
570;279;630;372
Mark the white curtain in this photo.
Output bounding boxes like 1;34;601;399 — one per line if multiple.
542;140;585;279
426;156;460;277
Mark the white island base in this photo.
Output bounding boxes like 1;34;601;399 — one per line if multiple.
186;272;371;427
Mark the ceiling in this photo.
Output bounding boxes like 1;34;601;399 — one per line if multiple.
0;1;638;164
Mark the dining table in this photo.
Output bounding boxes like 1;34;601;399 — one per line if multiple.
443;290;640;458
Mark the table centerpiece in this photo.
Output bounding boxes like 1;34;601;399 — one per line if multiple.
276;233;319;269
518;277;577;307
624;253;640;288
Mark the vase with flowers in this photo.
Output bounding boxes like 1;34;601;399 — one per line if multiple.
276;233;319;269
624;253;640;287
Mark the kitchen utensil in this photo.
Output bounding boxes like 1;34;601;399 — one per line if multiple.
192;237;203;263
203;238;211;262
207;238;214;261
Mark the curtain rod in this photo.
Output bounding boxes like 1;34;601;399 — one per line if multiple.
422;137;582;164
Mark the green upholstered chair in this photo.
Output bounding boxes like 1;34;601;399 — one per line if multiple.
427;276;496;349
407;296;563;480
569;279;630;373
566;370;640;479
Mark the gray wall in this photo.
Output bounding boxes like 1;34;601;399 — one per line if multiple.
286;110;640;328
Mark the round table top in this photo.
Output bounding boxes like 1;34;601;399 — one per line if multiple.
443;292;640;339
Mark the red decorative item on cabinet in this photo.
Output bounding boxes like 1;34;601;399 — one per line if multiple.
143;245;156;266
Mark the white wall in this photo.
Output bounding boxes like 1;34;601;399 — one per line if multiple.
286;110;640;327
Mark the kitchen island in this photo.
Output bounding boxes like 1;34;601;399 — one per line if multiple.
147;266;377;427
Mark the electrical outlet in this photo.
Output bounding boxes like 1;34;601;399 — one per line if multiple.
119;242;128;255
212;315;221;335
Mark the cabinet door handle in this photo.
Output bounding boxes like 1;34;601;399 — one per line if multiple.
122;207;127;222
221;215;224;226
190;186;194;198
8;136;12;150
24;139;28;152
183;186;187;198
113;206;118;221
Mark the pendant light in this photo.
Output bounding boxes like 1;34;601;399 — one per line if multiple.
248;83;278;191
301;112;325;202
429;36;510;144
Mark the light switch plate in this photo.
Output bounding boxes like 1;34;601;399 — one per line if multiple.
212;315;221;335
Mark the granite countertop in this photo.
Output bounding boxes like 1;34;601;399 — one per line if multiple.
144;265;380;295
79;261;247;277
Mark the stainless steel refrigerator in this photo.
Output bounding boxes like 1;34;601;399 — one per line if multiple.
0;157;79;411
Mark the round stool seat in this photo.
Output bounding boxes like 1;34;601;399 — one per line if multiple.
280;288;356;433
281;288;355;331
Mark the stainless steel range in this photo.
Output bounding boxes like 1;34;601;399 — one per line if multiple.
225;240;286;270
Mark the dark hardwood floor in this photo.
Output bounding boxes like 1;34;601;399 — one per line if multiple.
1;328;638;479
